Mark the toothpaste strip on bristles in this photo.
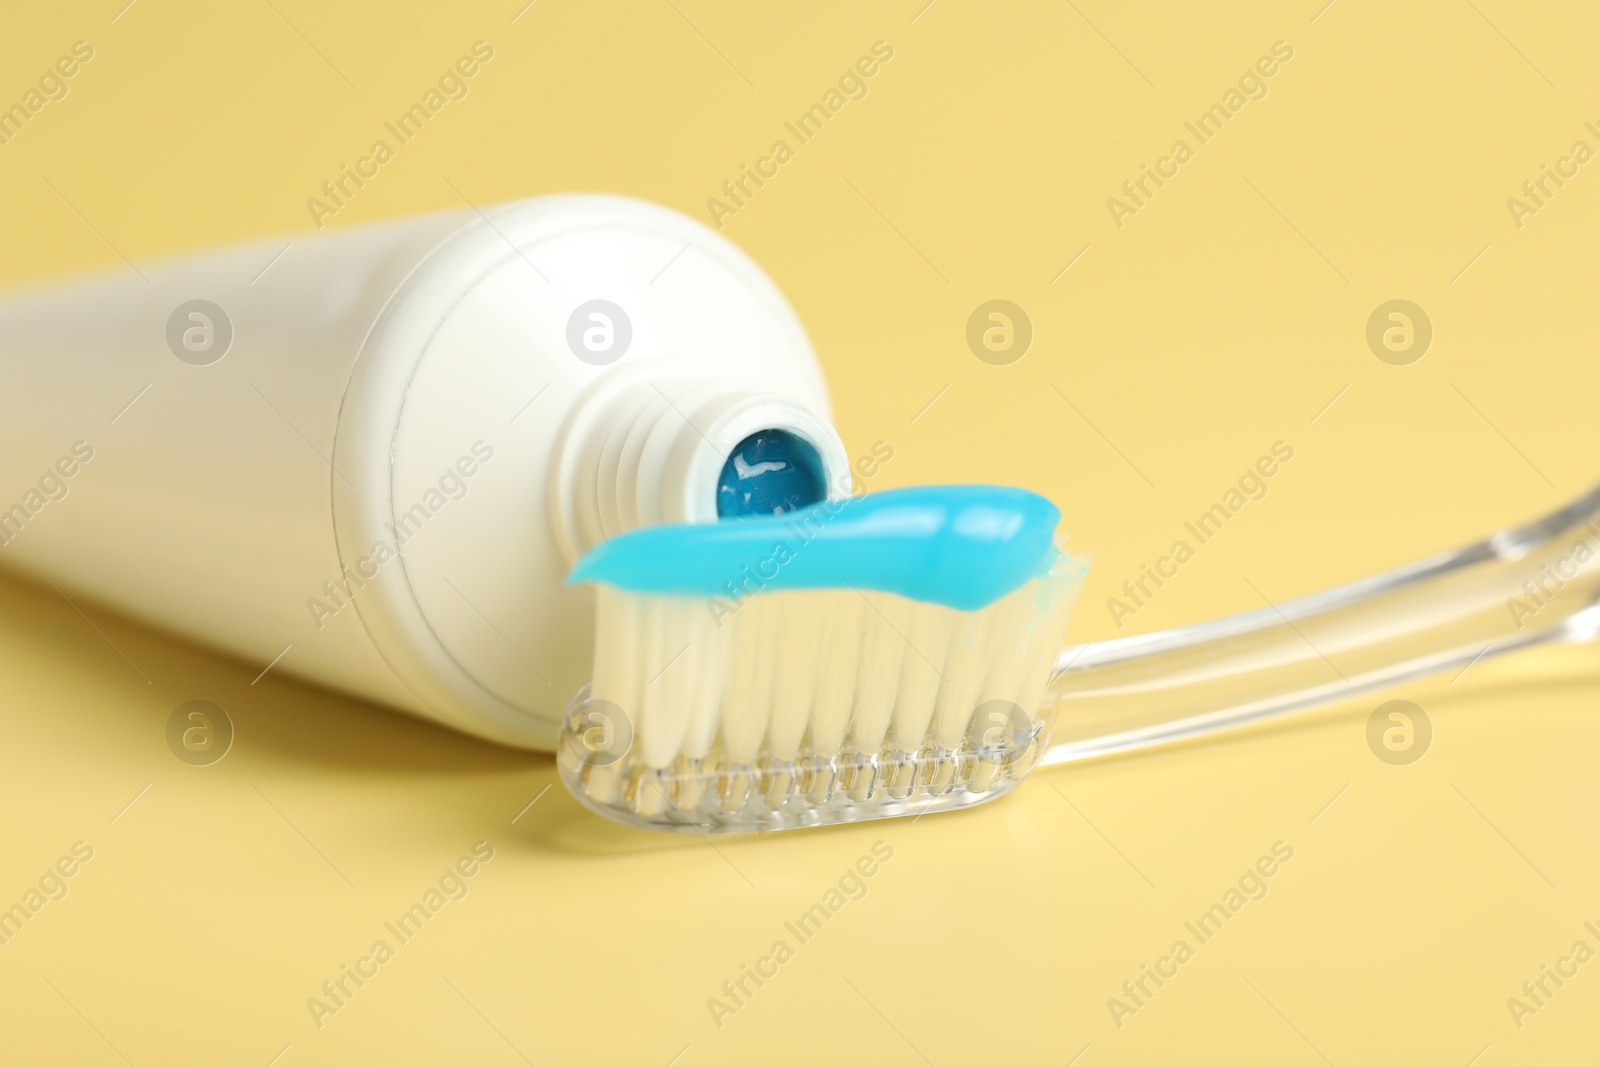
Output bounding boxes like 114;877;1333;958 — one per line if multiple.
570;485;1090;780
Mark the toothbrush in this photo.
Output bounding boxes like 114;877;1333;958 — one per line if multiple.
562;482;1600;833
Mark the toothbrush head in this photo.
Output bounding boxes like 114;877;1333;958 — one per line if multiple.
560;485;1090;833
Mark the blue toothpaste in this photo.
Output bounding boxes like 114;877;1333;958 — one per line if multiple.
568;485;1062;611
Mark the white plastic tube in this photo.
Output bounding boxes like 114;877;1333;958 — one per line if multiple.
0;195;848;749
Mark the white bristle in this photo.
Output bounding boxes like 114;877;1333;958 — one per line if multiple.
589;584;639;723
719;595;777;763
891;602;955;752
807;593;861;755
1016;580;1079;714
975;586;1038;711
678;604;723;761
930;608;995;750
767;591;825;759
848;591;908;754
638;597;691;769
582;556;1094;796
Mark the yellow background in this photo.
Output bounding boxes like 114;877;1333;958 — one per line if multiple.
2;1;1598;1063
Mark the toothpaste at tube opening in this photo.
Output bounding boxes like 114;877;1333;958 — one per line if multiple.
568;485;1064;612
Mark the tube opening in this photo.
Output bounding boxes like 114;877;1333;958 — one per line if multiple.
715;429;827;518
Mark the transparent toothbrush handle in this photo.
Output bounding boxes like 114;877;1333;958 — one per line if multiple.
1040;483;1600;766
